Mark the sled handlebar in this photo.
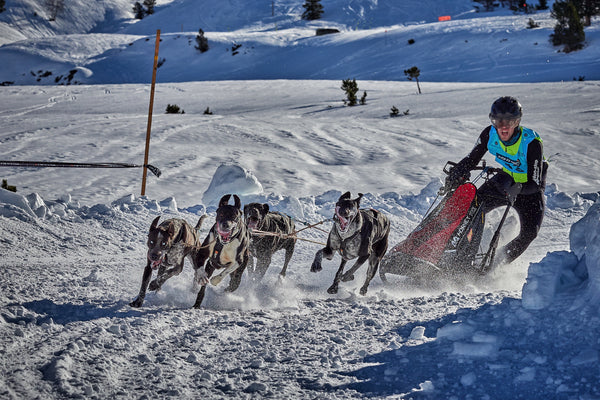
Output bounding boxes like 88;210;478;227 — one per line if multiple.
443;161;503;176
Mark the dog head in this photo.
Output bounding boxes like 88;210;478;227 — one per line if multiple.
215;194;244;243
334;192;363;233
243;202;269;231
147;216;180;270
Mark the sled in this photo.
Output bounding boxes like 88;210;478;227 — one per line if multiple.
379;161;510;282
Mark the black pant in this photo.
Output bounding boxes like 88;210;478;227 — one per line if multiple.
477;179;545;263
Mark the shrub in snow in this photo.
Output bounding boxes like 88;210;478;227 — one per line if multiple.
341;79;358;106
195;29;209;53
165;104;184;114
302;0;324;21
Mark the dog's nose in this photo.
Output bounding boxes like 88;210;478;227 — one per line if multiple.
149;253;160;261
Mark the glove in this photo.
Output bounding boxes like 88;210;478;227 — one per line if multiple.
505;182;522;205
494;172;521;204
444;165;470;191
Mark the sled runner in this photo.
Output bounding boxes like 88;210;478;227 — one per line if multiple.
379;161;510;282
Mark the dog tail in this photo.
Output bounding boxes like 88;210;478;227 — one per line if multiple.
195;215;207;231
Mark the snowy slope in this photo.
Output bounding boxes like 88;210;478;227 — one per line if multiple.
1;0;599;84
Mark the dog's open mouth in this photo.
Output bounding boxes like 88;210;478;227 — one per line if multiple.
335;206;351;232
217;225;234;243
149;255;164;270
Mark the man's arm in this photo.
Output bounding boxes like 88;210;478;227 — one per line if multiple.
521;139;546;195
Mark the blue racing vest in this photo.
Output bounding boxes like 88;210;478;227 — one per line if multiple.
487;126;541;183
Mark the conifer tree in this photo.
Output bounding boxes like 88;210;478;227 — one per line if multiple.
0;0;6;13
133;2;145;19
195;29;209;53
143;0;156;15
341;79;359;106
404;66;422;94
302;0;324;21
551;1;585;51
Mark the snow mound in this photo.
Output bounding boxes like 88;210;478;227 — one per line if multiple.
522;200;600;310
202;164;263;207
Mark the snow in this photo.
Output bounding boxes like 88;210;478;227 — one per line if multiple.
1;0;600;399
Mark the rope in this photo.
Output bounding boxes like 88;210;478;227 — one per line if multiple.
0;160;162;177
249;218;332;246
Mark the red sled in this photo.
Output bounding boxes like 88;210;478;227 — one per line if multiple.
379;162;510;282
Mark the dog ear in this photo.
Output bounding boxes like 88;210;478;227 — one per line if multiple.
233;194;241;209
355;193;364;206
167;221;176;240
219;194;232;207
340;191;351;201
262;203;269;214
150;215;161;230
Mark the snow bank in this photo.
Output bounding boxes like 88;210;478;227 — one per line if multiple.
202;164;263;207
522;200;600;310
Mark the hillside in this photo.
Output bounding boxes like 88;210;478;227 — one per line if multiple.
0;0;599;84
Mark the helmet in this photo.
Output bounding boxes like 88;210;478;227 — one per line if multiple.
489;96;522;119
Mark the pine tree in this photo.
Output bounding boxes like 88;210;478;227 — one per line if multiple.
302;0;324;21
133;2;145;19
195;29;209;53
404;66;422;94
0;0;6;13
341;79;358;106
571;0;600;26
551;1;585;52
143;0;156;15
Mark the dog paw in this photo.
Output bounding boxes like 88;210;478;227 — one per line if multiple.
210;275;224;286
359;286;368;296
341;273;354;282
310;262;322;273
194;270;209;286
327;285;338;294
129;298;143;307
148;280;160;291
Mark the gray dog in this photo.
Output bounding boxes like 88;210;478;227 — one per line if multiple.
243;202;296;281
192;194;250;308
310;192;390;295
130;215;206;307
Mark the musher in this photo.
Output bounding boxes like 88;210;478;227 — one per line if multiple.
445;96;548;265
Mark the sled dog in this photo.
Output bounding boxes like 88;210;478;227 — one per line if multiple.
311;192;390;295
130;215;206;307
193;194;250;308
243;202;296;280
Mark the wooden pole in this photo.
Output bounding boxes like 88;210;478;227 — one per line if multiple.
141;29;161;196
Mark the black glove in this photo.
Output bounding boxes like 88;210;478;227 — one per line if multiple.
444;165;470;191
494;172;522;204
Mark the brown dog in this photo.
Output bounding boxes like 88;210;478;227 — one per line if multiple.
192;194;250;308
310;192;390;295
130;215;206;307
244;202;296;281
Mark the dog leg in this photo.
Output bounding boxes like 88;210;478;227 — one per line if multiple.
360;255;381;296
226;255;250;292
327;259;348;294
210;262;240;286
341;254;369;282
279;243;295;277
130;262;153;307
311;245;334;273
252;256;271;281
192;264;215;308
149;263;183;291
193;286;207;309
